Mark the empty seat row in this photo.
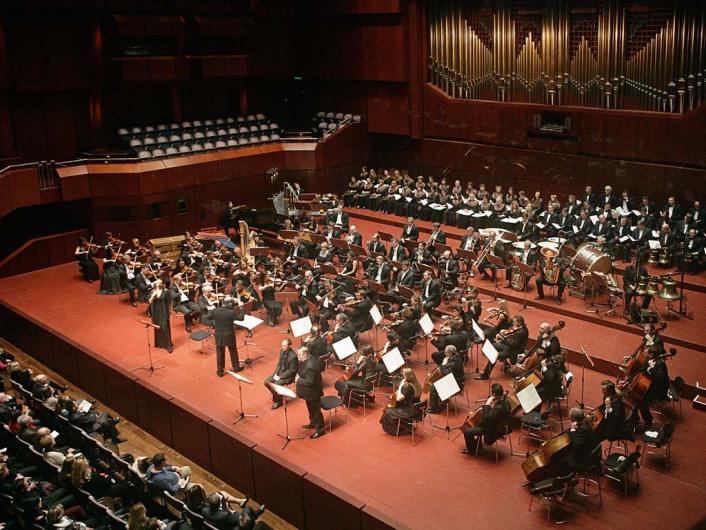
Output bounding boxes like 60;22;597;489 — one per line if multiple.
135;134;280;158
117;114;268;138
316;111;352;120
126;123;280;147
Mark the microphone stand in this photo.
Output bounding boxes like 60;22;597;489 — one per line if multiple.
137;320;164;376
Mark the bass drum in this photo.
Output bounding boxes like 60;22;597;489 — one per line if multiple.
571;242;612;274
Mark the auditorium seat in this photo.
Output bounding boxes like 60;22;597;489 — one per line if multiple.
215;140;227;148
325;111;335;118
215;118;225;125
260;135;270;142
165;147;178;155
152;148;166;156
144;126;156;133
192;120;202;128
156;124;168;131
203;142;215;150
226;139;237;147
170;123;180;130
204;119;214;127
246;114;256;121
227;127;237;135
130;127;142;135
143;137;156;145
256;113;265;120
238;138;249;145
194;131;205;140
137;150;151;159
129;139;142;148
249;125;258;132
205;130;217;138
335;112;344;119
190;143;204;151
117;128;129;137
226;117;235;123
169;134;181;143
181;121;192;129
249;136;261;144
181;132;193;141
156;135;169;144
239;126;249;134
178;145;190;153
271;133;280;140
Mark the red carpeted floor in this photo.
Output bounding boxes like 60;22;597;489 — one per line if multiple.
0;218;705;528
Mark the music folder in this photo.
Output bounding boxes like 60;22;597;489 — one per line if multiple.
269;383;297;399
369;304;383;325
332;336;357;360
382;347;405;373
516;384;542;414
228;371;253;384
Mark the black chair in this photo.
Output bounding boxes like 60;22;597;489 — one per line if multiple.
346;372;378;417
528;473;578;526
603;445;641;497
572;444;604;510
320;395;348;432
641;421;675;470
518;403;554;449
395;399;433;446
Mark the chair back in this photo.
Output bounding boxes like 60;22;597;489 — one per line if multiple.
655;421;676;446
411;399;428;420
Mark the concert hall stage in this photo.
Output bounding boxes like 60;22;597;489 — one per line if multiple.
0;223;705;528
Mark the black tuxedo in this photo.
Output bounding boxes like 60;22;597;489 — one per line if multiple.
591;220;613;240
368;263;392;288
290;279;320;317
438;256;459;287
516;220;535;241
265;347;299;403
581;193;597;209
429;355;465;411
565;202;580;217
463;396;511;448
460;234;480;251
135;273;154;303
420;278;441;313
663;203;683;225
431;331;469;362
367;240;387;255
327;211;350;231
208;306;245;373
674;219;693;241
575;217;594;240
296;355;324;431
598;193;619;209
388;244;407;263
401;224;420;242
345;232;363;247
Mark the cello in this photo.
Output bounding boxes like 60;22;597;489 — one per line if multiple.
509;321;565;377
521;431;572;482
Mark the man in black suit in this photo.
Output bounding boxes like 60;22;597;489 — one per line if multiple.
553;207;574;238
387;237;407;263
581;185;597;211
438;250;459;293
564;195;580;217
634;346;670;428
201;492;264;530
688;200;705;228
504;240;537;288
426;222;446;258
477;231;505;282
598;185;619;210
427;345;465;414
460;226;480;252
367;255;392;289
476;315;529;380
304;326;329;368
290;270;319;317
573;210;594;244
461;383;511;454
321;221;341;240
681;228;704;275
327;206;349;232
296;347;325;438
343;290;374;332
400;216;419;244
207;296;245;377
387;260;415;306
623;257;650;312
345;225;363;247
657;223;676;254
264;339;299;409
420;270;441;315
663;196;683;228
516;213;535;241
674;214;693;242
610;215;634;262
135;265;154;303
591;214;613;241
286;236;308;275
431;318;468;364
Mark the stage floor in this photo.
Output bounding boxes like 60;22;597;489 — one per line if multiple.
1;262;705;529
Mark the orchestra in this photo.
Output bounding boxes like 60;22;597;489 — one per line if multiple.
70;182;687;520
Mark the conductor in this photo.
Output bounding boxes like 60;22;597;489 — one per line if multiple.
295;347;325;439
207;296;245;377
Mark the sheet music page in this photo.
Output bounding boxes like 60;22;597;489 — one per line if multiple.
289;316;313;337
269;383;297;399
228;371;253;384
235;314;264;330
382;347;405;373
332;336;357;360
369;304;383;325
471;319;485;341
419;313;434;335
434;373;461;401
648;240;661;250
517;383;542;414
482;339;499;364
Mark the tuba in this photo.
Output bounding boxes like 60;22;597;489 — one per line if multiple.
540;247;561;284
510;260;528;291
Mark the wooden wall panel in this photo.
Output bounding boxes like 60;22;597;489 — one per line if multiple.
303;474;364;530
135;381;174;445
357;0;401;14
25;317;55;370
6;17;46;92
169;399;212;471
367;84;410;135
361;25;406;82
252;446;306;529
75;347;108;402
103;361;139;423
207;421;256;496
50;332;81;384
44;96;79;162
8;167;41;211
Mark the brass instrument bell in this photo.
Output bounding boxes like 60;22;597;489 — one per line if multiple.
635;278;648;296
540;247;558;259
647;251;659;265
658;275;680;301
658;249;670;267
646;276;661;296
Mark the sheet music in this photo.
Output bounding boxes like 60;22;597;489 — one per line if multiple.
536;222;546;229
516;383;542;414
289;316;313;337
434;373;461;401
482;339;499;364
552;223;561;229
648;240;661;250
234;314;264;331
418;313;434;335
576;199;582;205
332;336;357;360
619;235;630;242
382;347;405;373
471;319;485;341
77;399;93;413
369;304;383;325
589;215;599;224
572;225;579;234
227;371;253;384
632;210;641;216
269;382;297;399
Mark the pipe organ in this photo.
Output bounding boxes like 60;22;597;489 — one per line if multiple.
427;0;706;112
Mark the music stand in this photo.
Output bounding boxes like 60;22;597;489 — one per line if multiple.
418;313;434;366
435;243;453;256
319;264;338;277
137;320;165;376
576;344;594;409
433;373;461;438
235;315;265;367
274;290;297;319
417;263;437;277
279;230;299;240
378;231;394;243
515;261;536;310
345;243;364;258
398;285;415;301
249;247;270;258
329;238;349;252
403;240;419;251
471;320;485;373
369;304;383;349
294;256;312;269
487;254;506;300
229;371;259;425
269;383;304;449
308;233;328;245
